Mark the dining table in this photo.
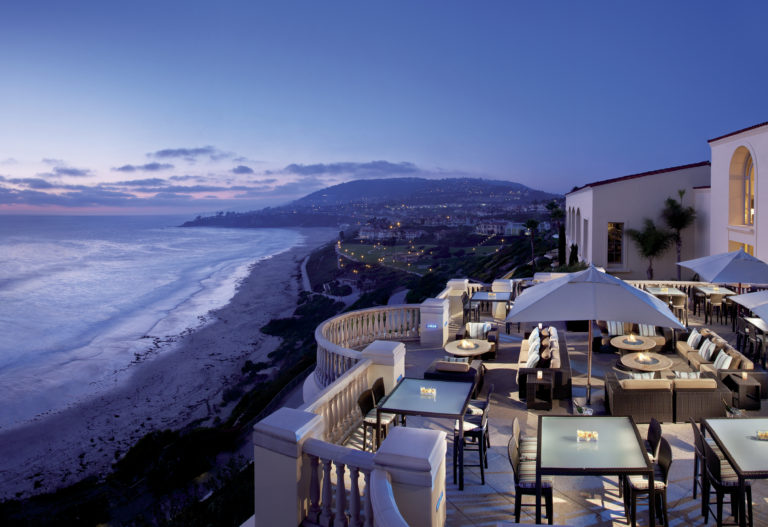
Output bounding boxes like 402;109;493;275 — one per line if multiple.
702;417;768;527
646;285;689;324
467;291;512;321
695;285;736;324
535;415;655;525
376;377;475;490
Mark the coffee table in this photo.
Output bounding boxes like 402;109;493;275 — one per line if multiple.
526;371;554;410
611;335;656;355
620;351;673;373
444;338;491;358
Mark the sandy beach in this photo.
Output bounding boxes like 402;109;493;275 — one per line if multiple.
0;228;337;500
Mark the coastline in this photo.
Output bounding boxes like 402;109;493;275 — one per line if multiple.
0;227;338;500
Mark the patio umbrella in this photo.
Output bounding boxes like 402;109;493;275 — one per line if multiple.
677;249;768;285
505;265;684;403
728;290;768;321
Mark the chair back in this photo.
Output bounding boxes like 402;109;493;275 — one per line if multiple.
512;417;520;446
357;389;375;415
506;436;521;484
710;293;724;306
703;438;725;485
671;295;686;308
689;418;705;458
656;437;673;484
371;377;386;405
647;417;662;458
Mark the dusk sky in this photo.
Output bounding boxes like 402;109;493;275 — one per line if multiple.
1;1;767;215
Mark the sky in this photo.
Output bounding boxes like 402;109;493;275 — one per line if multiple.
0;1;767;215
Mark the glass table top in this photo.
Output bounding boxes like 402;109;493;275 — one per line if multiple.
378;378;474;416
540;416;648;470
470;291;512;302
705;418;768;474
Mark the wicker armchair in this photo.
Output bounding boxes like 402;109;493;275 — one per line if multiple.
671;371;730;422
604;372;673;423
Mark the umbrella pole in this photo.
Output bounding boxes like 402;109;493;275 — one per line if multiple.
587;320;593;405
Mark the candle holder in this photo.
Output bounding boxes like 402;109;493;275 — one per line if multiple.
420;386;437;397
742;371;749;380
536;370;543;380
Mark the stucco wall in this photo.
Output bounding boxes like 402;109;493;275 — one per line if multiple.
709;124;768;260
565;164;710;279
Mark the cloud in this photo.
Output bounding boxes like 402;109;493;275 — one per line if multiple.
153;192;192;200
232;165;254;174
53;166;91;177
281;160;420;178
113;178;169;187
0;158;17;166
170;175;207;182
7;178;55;189
41;158;64;166
114;162;174;172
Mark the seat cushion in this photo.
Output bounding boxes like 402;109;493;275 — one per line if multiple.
627;465;667;490
518;460;553;488
365;410;396;425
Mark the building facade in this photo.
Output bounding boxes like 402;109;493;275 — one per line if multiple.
709;121;768;259
565;162;711;280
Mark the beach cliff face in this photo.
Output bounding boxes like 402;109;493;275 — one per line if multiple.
0;228;338;500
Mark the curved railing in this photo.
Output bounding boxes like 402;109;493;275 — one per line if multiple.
314;304;421;388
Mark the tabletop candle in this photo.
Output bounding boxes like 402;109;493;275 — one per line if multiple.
742;371;749;380
537;370;543;380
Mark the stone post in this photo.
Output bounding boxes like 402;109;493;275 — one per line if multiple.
252;408;324;527
374;427;447;527
361;340;406;394
420;297;449;348
492;279;514;320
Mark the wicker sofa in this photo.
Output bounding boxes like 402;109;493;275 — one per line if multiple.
605;370;730;423
517;325;572;401
423;358;485;396
675;328;754;373
597;320;673;353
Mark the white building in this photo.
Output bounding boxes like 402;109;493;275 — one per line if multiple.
565;162;710;280
708;121;768;258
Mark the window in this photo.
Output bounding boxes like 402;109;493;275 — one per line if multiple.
729;241;754;255
607;222;623;265
744;155;755;225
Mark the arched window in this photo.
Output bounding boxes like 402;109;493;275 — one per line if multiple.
729;147;756;226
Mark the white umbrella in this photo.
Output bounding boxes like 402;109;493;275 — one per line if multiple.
505;265;684;403
728;290;768;321
677;249;768;285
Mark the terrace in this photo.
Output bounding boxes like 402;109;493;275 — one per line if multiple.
250;277;768;526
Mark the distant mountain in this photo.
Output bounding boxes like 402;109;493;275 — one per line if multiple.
182;177;562;228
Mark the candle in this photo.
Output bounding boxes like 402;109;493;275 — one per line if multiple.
742;372;749;380
537;370;543;380
538;323;543;330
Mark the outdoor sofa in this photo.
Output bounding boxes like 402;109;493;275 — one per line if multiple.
597;320;673;353
423;358;484;397
676;328;754;373
456;321;498;360
604;370;730;423
517;325;572;401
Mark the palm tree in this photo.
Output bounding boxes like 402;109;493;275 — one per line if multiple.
627;219;673;280
547;201;566;266
524;219;539;273
661;189;696;280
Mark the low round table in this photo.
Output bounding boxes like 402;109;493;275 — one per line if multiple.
620;351;673;373
610;335;656;355
444;338;491;358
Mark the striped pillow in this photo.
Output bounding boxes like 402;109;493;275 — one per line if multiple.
638;324;656;337
607;320;624;335
713;352;733;370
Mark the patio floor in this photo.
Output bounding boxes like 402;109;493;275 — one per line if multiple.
344;310;768;526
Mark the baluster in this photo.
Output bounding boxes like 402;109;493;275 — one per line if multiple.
307;454;322;523
334;462;348;527
362;470;373;527
320;458;334;526
349;466;362;527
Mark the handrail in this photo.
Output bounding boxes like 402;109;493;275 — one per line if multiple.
370;470;409;527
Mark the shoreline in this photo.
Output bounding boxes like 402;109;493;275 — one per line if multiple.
0;227;337;500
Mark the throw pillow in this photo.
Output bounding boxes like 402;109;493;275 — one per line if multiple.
607;320;623;335
467;322;485;339
526;348;540;368
529;327;539;341
639;324;656;337
674;370;701;379
528;333;540;349
630;372;655;380
703;340;717;361
548;326;558;341
686;328;701;348
713;352;733;370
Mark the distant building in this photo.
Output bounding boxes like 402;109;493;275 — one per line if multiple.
505;222;526;236
565;161;710;280
476;220;507;235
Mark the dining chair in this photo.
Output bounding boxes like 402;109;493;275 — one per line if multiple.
624;437;672;527
454;386;492;485
511;416;537;461
645;417;662;462
703;438;753;527
466;384;494;450
357;389;394;451
371;377;403;426
736;317;749;353
507;435;554;524
670;294;687;325
709;294;726;325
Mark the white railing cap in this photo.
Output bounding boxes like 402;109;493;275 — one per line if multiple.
374;427;446;486
253;407;324;458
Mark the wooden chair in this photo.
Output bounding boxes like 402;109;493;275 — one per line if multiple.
703;438;753;527
507;436;554;524
624;437;672;527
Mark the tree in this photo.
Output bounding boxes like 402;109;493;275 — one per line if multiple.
627;219;673;280
547;201;566;266
569;244;579;266
524;219;539;273
661;190;696;280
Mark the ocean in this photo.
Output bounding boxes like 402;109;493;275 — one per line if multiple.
0;215;304;429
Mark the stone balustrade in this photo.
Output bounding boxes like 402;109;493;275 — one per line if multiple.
314;305;420;389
